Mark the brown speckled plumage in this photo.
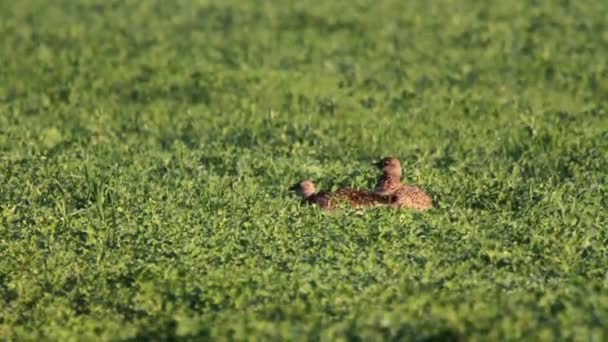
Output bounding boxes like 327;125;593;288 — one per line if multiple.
289;180;390;210
373;157;433;210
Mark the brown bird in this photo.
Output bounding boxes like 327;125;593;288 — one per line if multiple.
373;157;433;210
289;180;391;210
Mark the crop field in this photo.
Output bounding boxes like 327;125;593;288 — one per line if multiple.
1;0;608;340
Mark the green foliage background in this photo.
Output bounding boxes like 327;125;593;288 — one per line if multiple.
1;0;608;340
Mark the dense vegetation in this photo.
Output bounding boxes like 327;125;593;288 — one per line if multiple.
1;0;608;340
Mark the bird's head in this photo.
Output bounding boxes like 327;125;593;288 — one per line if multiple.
288;179;317;198
373;157;402;177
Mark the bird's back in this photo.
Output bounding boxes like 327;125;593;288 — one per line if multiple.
331;188;390;207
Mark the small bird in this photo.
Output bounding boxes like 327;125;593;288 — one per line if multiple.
289;180;391;210
373;157;433;210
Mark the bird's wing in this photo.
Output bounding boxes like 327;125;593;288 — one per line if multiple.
400;185;433;209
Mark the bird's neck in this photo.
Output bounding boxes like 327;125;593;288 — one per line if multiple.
301;190;316;199
382;173;402;180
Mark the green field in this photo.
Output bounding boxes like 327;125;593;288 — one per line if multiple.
2;0;608;340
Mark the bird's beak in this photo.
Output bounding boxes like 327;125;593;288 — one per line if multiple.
288;183;299;191
372;160;382;167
